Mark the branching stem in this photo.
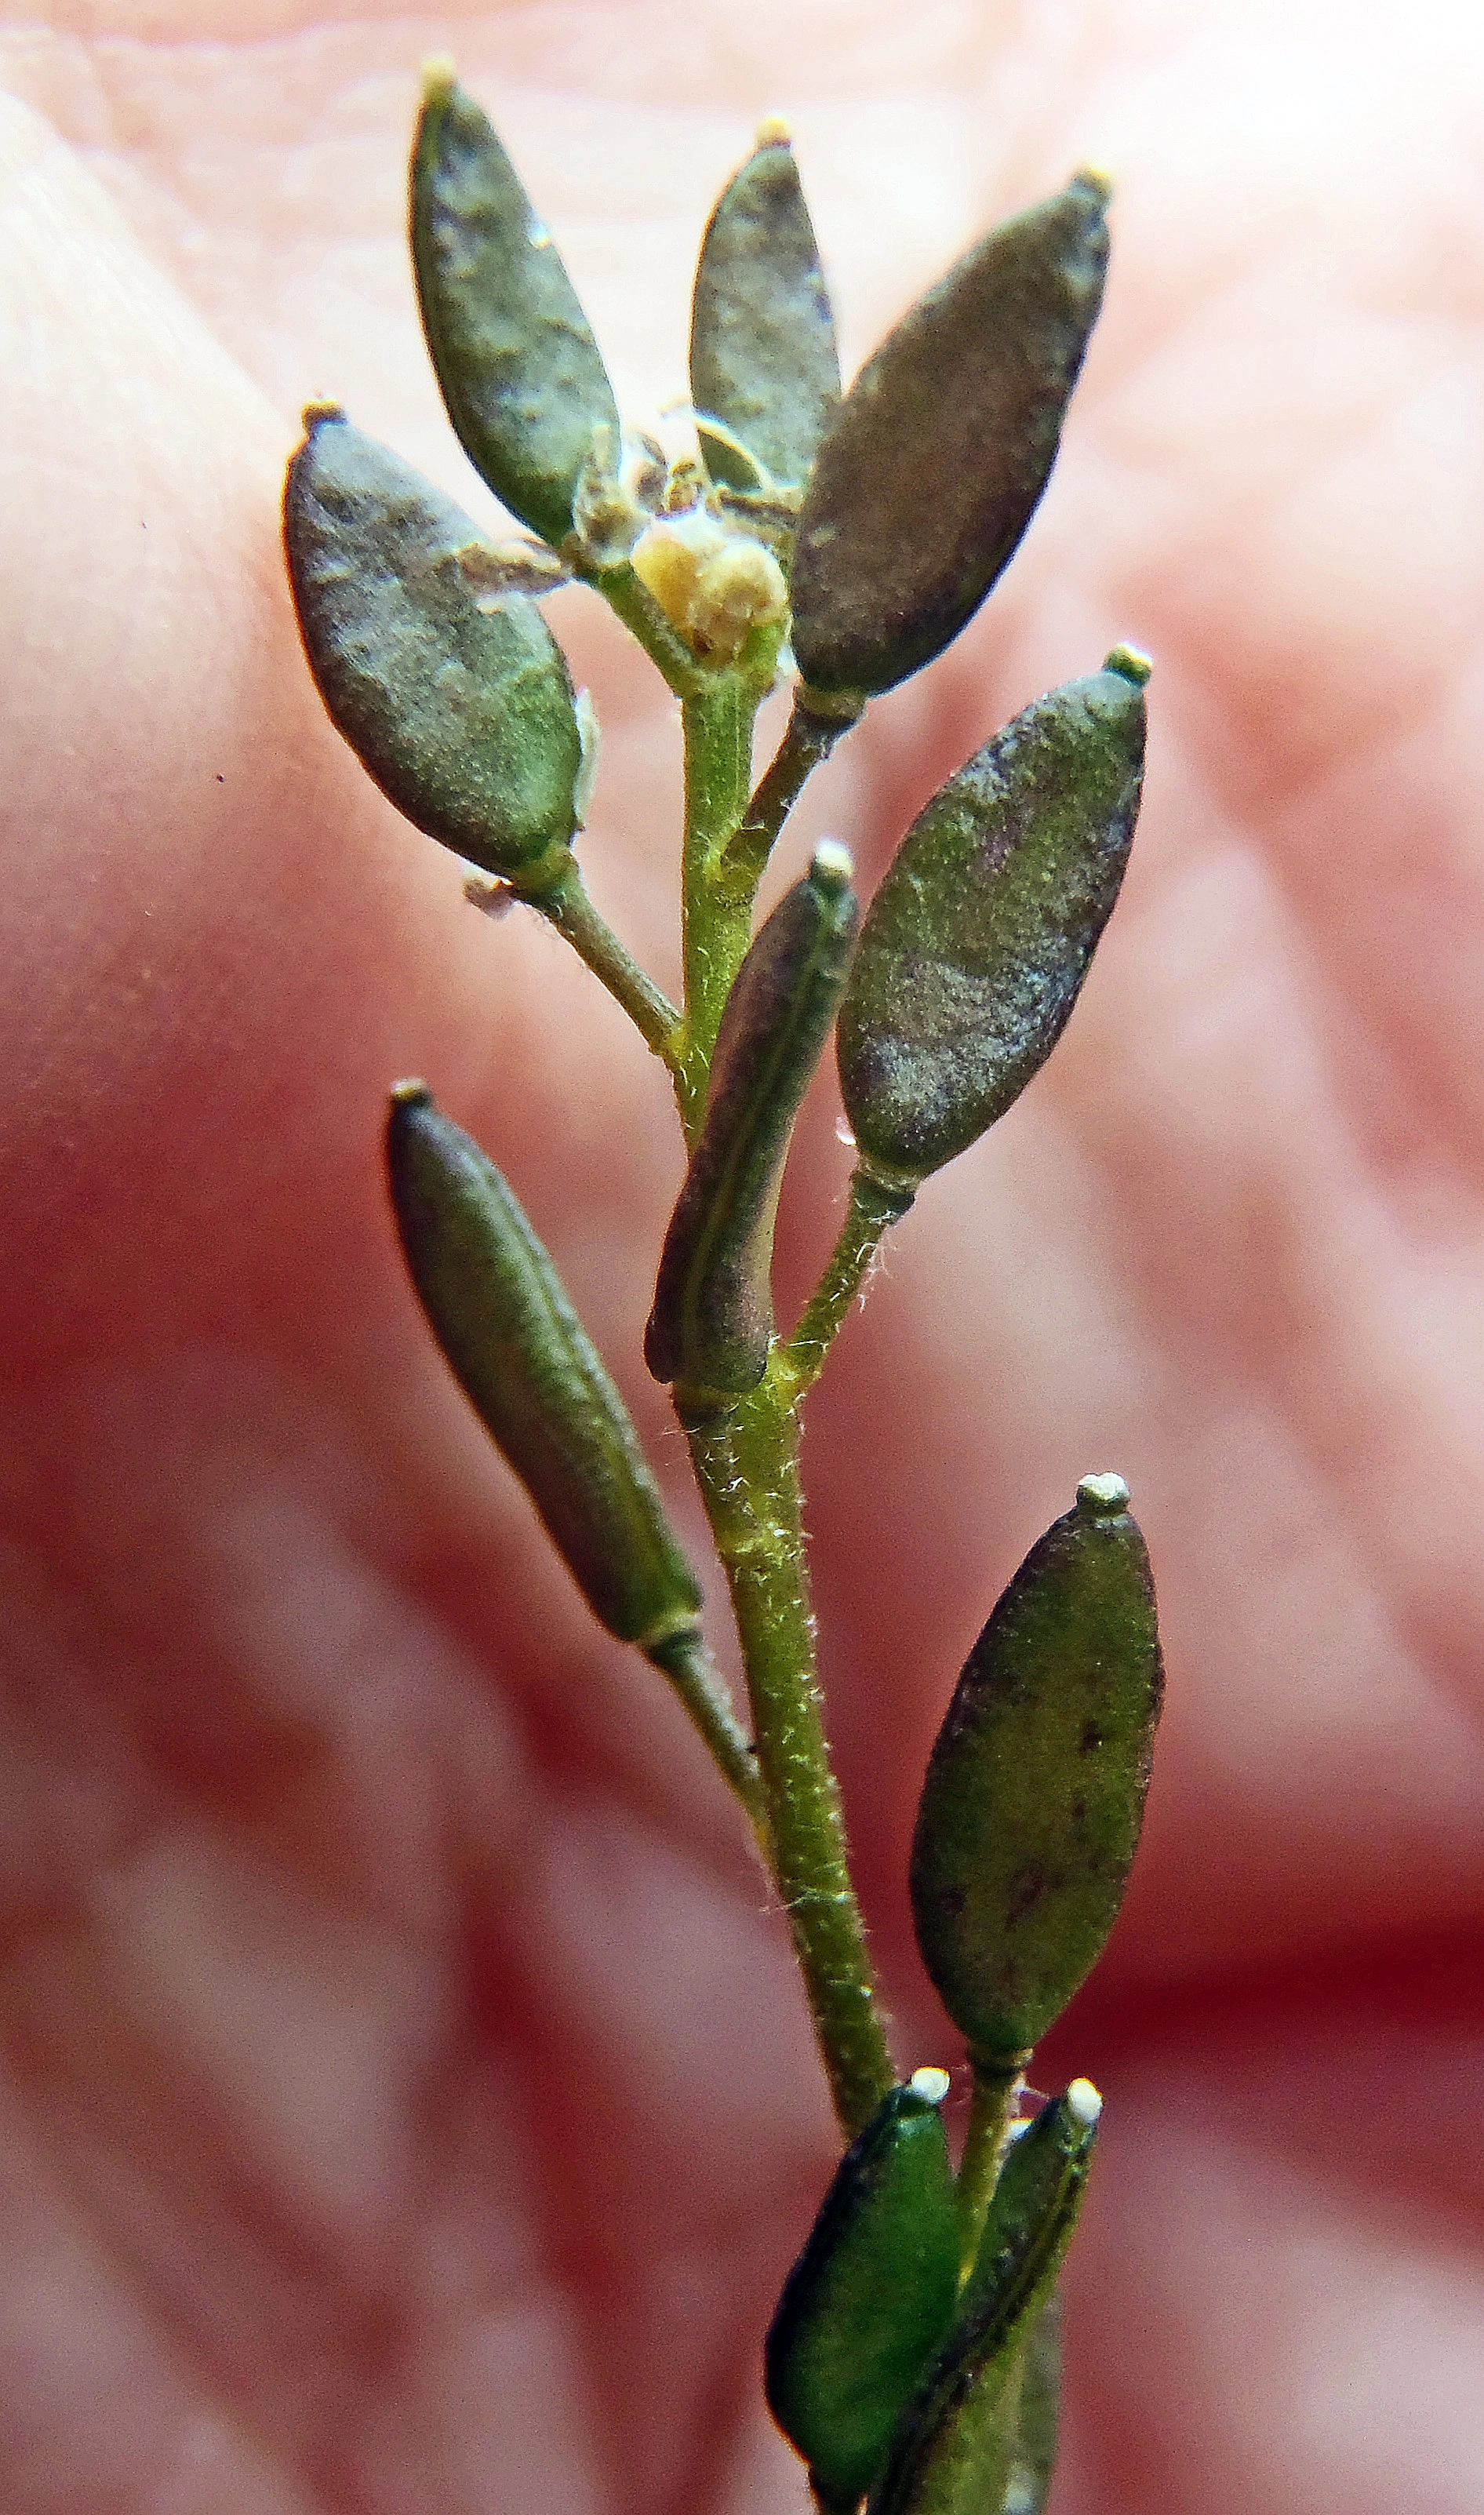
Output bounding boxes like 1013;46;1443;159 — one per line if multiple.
724;696;858;891
584;559;707;698
645;1626;770;1845
536;861;683;1068
777;1165;916;1399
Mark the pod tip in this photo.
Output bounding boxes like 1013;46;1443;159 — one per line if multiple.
389;1077;434;1109
1104;642;1152;686
1072;165;1114;208
300;397;346;431
420;54;459;105
907;2066;951;2106
755;113;793;148
1076;1470;1130;1518
1065;2077;1103;2129
810;836;854;895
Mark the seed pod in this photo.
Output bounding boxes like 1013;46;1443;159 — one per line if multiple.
910;1477;1163;2070
766;2069;960;2512
410;64;620;549
867;2085;1100;2515
388;1085;704;1652
645;843;858;1404
689;126;841;493
1002;2295;1062;2515
790;174;1110;701
836;650;1148;1189
284;408;582;887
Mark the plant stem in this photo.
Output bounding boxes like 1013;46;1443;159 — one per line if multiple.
956;2063;1026;2283
777;1165;916;1401
536;861;685;1069
683;1374;894;2137
645;1626;769;1844
722;696;858;893
584;559;707;698
678;671;768;1132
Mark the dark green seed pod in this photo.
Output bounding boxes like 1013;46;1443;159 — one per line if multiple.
284;407;582;888
388;1085;704;1652
689;124;841;494
411;63;620;550
867;2085;1100;2515
837;650;1148;1189
646;843;858;1406
1002;2295;1062;2515
790;173;1110;701
910;1476;1163;2070
766;2069;960;2512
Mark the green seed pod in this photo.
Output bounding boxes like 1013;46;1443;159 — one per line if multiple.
836;650;1148;1189
867;2084;1100;2515
910;1476;1163;2070
387;1085;704;1652
410;63;620;550
646;843;858;1406
689;123;841;494
766;2069;960;2513
284;407;582;889
790;174;1110;701
1002;2295;1062;2515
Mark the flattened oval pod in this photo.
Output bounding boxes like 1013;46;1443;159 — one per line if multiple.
646;843;858;1406
837;650;1148;1189
284;408;582;888
791;174;1110;701
689;126;841;493
866;2085;1100;2515
388;1085;703;1652
411;64;620;549
766;2069;960;2512
910;1477;1163;2070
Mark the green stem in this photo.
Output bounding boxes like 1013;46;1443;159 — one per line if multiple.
683;1375;893;2137
679;672;767;1132
535;862;685;1072
584;559;707;698
645;1626;769;1846
776;1167;916;1401
723;696;858;893
956;2063;1026;2284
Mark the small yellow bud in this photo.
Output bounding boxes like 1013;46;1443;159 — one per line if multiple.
688;536;788;661
631;513;728;633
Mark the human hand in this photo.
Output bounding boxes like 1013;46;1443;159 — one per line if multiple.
2;4;1482;2509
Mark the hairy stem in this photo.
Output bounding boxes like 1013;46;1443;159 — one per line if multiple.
645;1626;769;1844
536;861;684;1068
777;1165;916;1401
684;1376;894;2137
723;696;858;893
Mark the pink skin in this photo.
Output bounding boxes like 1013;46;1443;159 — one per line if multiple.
2;3;1483;2509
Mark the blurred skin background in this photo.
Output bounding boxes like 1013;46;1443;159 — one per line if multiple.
2;0;1484;2507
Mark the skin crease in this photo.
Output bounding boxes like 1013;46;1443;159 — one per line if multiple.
2;0;1484;2506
